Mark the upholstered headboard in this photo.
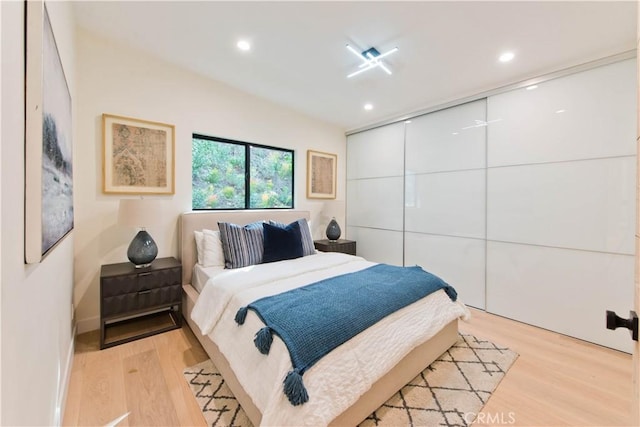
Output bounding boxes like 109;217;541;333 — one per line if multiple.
179;210;311;285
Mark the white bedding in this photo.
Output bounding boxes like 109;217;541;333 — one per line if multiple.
191;264;225;293
191;252;470;426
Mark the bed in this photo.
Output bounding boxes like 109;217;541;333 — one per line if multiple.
179;210;469;426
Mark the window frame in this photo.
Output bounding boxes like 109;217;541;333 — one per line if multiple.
192;133;295;210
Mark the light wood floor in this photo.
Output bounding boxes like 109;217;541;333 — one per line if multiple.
462;309;632;426
62;308;633;426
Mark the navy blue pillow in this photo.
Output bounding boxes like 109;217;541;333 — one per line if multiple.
262;221;304;263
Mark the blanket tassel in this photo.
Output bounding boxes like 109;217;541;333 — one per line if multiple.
235;306;248;325
254;326;274;354
283;369;309;406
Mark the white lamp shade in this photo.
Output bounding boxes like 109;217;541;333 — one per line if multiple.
118;199;163;229
321;200;346;221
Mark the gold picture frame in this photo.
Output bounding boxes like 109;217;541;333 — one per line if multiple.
102;114;175;194
307;150;337;199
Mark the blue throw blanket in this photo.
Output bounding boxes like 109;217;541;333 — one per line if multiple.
235;264;457;405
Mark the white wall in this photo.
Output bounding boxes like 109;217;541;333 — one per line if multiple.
0;0;4;420
74;29;346;332
1;2;76;425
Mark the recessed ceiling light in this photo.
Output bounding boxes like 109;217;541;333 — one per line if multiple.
499;51;515;63
364;103;373;111
237;40;251;51
556;109;566;114
526;85;538;90
452;132;459;135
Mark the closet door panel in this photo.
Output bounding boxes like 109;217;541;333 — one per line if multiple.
406;99;487;173
347;122;405;180
345;227;403;266
488;59;636;167
487;157;635;254
347;178;403;231
405;232;485;309
486;241;633;352
347;122;405;264
405;169;485;239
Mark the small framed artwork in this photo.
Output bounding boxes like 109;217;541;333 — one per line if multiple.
307;150;337;199
25;1;74;263
102;114;175;194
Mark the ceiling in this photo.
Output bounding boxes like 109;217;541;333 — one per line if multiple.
73;1;637;132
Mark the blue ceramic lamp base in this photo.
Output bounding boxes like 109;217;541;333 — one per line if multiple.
326;218;341;241
127;229;158;268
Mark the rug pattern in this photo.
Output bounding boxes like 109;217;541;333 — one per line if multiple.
183;334;518;427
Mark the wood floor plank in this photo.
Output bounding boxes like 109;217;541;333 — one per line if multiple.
117;331;156;359
152;327;208;426
75;345;129;426
122;349;181;426
61;354;84;426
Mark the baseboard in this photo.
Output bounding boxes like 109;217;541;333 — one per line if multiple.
76;315;99;334
55;324;76;426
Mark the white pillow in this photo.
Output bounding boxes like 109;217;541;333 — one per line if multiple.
194;230;205;265
202;229;225;267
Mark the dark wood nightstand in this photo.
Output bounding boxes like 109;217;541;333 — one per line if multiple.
100;257;182;349
314;239;357;256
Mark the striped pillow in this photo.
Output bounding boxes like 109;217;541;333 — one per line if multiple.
269;218;315;257
218;221;265;269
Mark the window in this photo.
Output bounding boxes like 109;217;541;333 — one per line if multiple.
192;134;294;210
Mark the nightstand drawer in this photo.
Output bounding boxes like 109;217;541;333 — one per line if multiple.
102;284;182;318
101;267;181;297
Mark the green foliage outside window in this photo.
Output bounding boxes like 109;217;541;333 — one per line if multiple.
192;135;293;210
250;147;293;208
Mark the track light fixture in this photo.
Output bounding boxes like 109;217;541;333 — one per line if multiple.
346;44;398;78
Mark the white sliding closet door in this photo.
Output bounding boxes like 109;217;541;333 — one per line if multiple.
404;99;487;309
345;58;635;351
346;122;404;265
486;59;636;352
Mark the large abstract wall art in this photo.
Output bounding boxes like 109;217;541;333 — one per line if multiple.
25;1;73;263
